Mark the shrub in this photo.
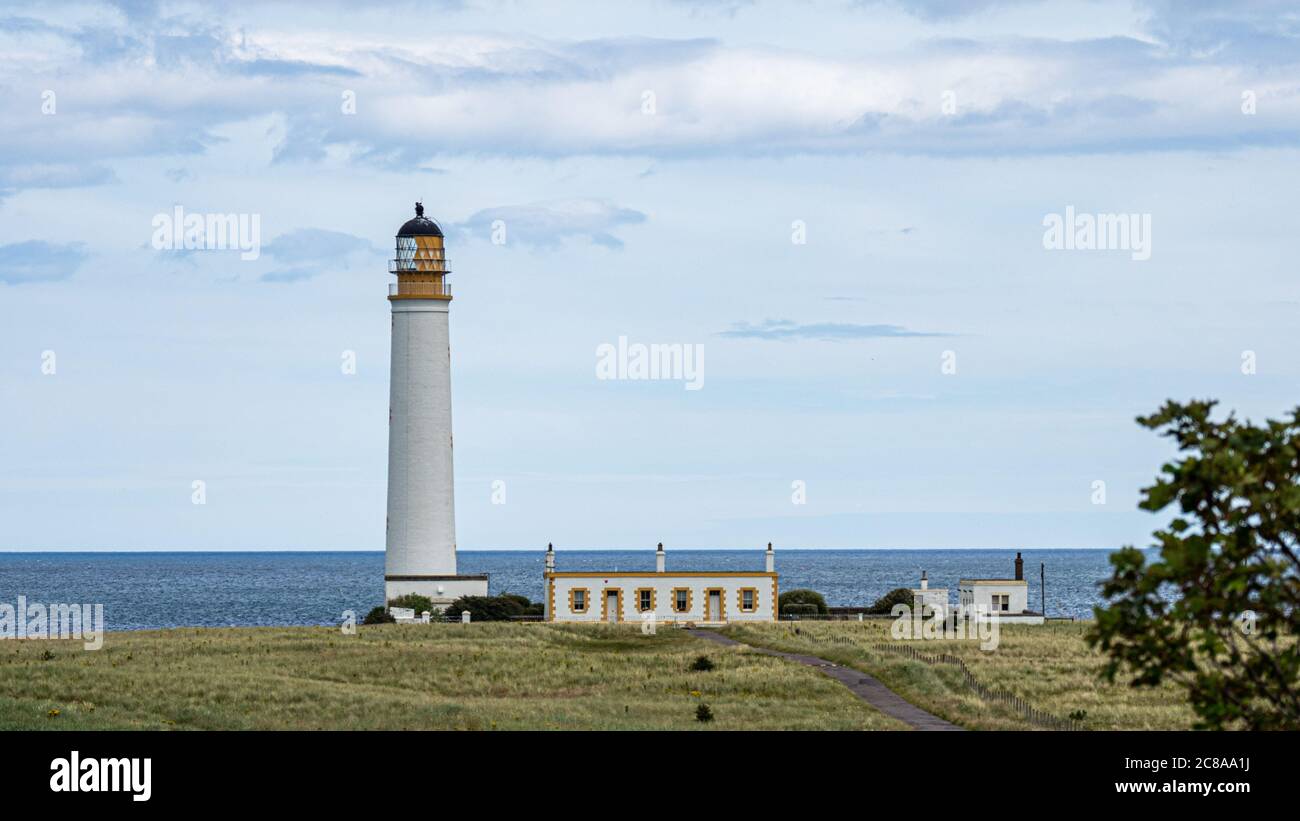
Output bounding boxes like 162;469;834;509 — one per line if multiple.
362;606;394;625
387;593;435;615
500;593;531;610
781;603;818;617
866;587;914;615
695;703;714;723
500;593;544;617
443;595;527;622
690;655;715;672
778;589;828;615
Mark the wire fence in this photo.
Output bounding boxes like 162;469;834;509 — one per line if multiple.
778;613;1078;622
779;613;895;621
871;641;1082;731
775;628;1081;730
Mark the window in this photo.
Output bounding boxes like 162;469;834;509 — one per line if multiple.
992;593;1009;612
672;588;692;613
636;588;655;612
569;588;589;613
738;587;757;612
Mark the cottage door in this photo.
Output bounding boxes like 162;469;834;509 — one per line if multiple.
708;590;722;622
605;591;620;622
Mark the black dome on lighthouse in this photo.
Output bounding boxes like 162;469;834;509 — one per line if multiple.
397;202;444;237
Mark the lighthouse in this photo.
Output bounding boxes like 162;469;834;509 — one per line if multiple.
383;203;487;606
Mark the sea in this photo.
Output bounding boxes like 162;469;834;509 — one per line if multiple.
0;549;1145;631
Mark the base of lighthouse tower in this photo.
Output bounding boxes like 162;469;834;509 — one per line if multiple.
383;204;487;609
384;575;488;608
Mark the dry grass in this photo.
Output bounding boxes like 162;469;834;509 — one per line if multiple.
0;623;908;730
722;620;1198;730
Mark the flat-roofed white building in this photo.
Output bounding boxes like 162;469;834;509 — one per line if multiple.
544;543;778;624
958;552;1044;624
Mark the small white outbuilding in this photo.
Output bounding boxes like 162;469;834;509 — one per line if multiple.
910;570;948;616
958;552;1044;624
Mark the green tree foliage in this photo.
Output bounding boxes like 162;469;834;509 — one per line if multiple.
781;603;818;617
362;606;394;625
443;595;527;622
778;589;829;615
500;593;531;610
867;587;914;615
500;592;544;617
1088;400;1300;730
387;593;435;614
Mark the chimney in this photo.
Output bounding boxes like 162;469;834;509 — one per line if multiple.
765;541;775;573
1014;552;1024;581
656;542;666;573
545;542;555;573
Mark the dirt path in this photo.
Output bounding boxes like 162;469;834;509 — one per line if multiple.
693;629;964;731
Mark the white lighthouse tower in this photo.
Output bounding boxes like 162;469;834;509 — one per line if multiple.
383;203;488;606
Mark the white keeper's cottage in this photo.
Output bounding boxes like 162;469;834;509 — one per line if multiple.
544;543;778;624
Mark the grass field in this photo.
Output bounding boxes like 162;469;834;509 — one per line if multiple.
0;622;907;730
1;621;1201;730
722;620;1198;730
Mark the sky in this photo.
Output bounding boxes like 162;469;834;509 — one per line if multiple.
1;0;1298;551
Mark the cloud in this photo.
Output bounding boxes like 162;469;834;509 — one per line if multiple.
1138;0;1300;65
350;146;448;174
0;163;117;199
719;319;953;341
864;0;1044;21
0;241;88;285
667;0;756;17
259;228;379;283
258;266;319;284
235;58;362;78
262;228;377;264
0;0;1298;197
448;199;647;249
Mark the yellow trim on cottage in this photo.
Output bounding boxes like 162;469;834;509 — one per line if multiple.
671;587;693;613
704;587;726;622
635;587;656;612
568;587;590;614
737;587;758;612
600;587;622;622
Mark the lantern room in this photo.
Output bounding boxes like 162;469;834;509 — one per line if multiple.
388;202;451;300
